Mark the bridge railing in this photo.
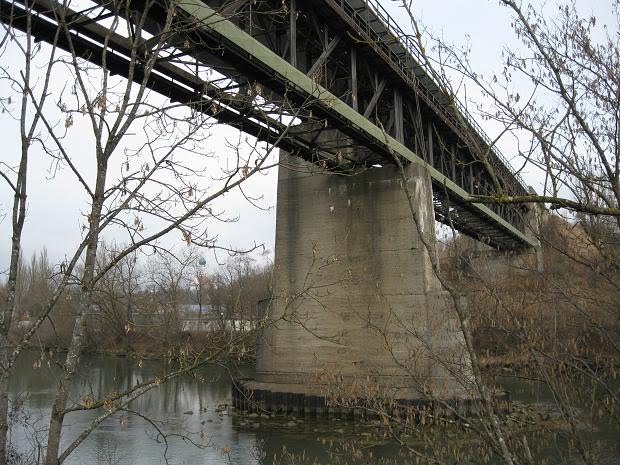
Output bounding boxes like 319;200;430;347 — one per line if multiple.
332;0;528;195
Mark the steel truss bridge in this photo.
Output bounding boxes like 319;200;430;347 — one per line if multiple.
1;0;537;249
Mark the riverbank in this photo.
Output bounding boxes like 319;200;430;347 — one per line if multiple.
28;328;259;362
480;353;620;371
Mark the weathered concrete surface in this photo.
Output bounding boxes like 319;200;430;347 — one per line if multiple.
255;155;473;401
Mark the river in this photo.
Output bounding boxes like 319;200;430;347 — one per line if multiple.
8;351;620;464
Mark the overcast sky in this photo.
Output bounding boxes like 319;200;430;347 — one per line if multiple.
0;0;613;275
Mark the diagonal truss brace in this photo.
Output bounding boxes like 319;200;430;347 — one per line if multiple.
306;34;341;78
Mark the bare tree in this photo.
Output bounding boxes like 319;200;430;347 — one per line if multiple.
345;1;620;464
0;0;297;463
208;254;272;331
289;1;619;464
419;1;620;220
88;242;141;352
143;249;194;347
0;8;60;460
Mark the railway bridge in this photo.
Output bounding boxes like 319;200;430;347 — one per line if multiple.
3;0;540;410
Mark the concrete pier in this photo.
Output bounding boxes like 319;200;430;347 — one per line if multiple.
245;155;475;411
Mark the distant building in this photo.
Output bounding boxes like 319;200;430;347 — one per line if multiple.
178;304;255;332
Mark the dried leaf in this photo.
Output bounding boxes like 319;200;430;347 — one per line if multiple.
181;229;192;246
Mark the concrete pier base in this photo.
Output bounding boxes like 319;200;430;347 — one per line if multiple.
232;379;510;417
250;155;476;412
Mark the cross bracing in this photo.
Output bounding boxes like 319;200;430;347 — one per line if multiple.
1;0;539;249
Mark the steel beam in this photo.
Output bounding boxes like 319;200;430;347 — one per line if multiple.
393;88;403;143
289;0;297;67
427;122;434;167
362;77;385;119
307;34;341;78
350;47;358;112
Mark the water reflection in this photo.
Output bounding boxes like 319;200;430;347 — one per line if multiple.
9;352;620;465
11;351;260;465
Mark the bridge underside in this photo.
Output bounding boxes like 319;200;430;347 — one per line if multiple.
2;0;539;250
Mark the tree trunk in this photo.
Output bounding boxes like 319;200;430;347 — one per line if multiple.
44;163;107;465
0;136;29;465
44;306;90;465
0;375;10;464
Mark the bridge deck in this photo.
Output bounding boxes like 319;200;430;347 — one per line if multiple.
1;0;538;250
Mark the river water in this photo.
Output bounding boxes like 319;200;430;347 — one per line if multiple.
8;351;620;465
